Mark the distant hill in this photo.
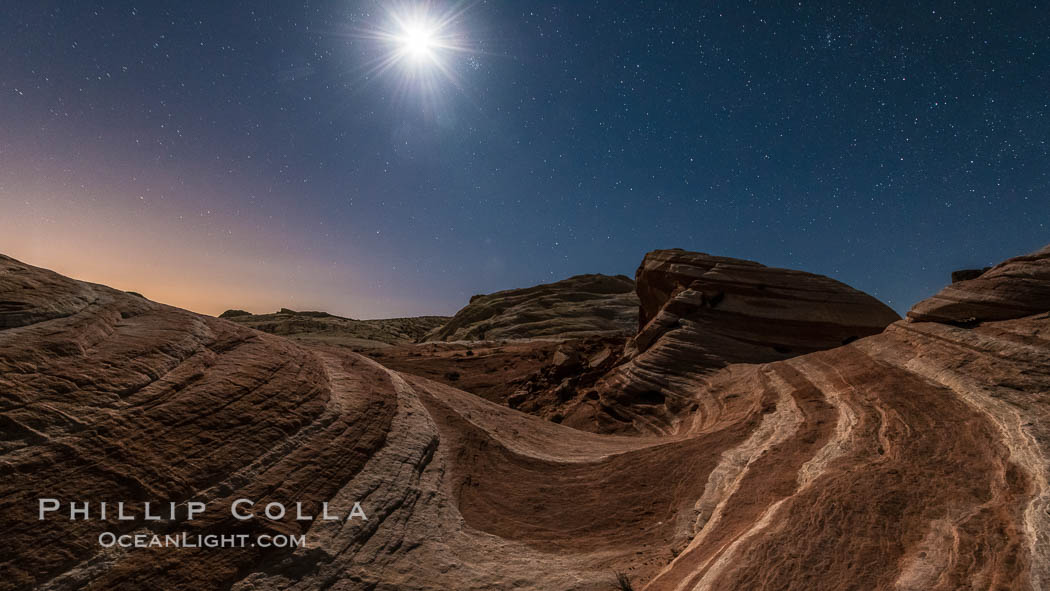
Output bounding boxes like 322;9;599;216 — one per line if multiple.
218;307;449;348
424;273;638;341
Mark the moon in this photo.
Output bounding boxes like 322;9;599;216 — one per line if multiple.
354;4;471;99
386;9;456;71
397;22;438;63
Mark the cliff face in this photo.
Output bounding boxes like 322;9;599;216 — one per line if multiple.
2;246;1049;591
423;273;638;342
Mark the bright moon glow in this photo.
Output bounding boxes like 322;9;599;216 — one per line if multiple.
380;6;465;73
355;4;471;99
398;24;437;62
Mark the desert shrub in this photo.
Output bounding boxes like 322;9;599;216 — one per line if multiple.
614;571;633;591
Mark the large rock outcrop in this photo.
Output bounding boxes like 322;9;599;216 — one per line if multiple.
632;249;900;355
908;244;1050;324
424;273;638;341
2;245;1050;591
562;249;902;433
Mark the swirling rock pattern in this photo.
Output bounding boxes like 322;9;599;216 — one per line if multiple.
1;246;1049;590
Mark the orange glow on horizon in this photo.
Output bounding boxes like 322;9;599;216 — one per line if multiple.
0;189;450;319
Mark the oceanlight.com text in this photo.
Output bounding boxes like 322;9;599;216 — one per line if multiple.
97;531;306;549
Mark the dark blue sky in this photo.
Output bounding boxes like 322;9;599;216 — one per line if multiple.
1;1;1047;317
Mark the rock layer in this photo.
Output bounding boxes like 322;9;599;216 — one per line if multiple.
2;246;1050;590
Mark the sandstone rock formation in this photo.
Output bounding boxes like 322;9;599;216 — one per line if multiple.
951;267;991;283
560;249;902;433
909;244;1050;324
2;245;1049;591
424;273;638;341
221;307;449;348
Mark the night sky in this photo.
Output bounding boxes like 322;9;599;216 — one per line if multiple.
2;1;1047;318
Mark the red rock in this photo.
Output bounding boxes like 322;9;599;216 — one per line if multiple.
950;267;990;283
575;249;901;433
2;246;1050;591
908;244;1050;324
